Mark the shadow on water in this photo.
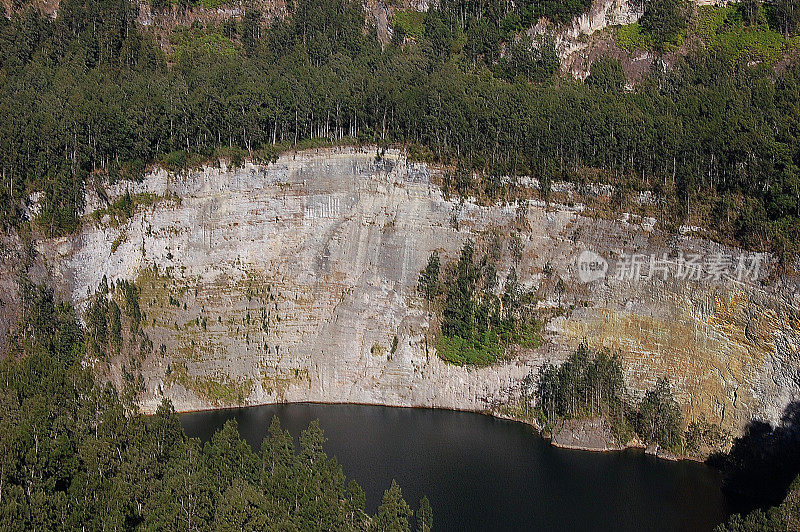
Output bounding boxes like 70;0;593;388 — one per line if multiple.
709;400;800;512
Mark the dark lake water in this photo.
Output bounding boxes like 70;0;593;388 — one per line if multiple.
180;403;748;532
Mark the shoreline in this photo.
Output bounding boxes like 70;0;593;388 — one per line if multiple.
167;398;705;464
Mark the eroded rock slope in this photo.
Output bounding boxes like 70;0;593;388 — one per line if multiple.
39;148;800;439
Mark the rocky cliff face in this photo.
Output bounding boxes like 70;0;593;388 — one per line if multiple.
546;0;652;81
38;148;800;439
555;0;641;62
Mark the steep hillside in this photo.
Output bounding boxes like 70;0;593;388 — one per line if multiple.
36;148;800;442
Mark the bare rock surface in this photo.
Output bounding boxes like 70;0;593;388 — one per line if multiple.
35;147;800;443
550;418;624;451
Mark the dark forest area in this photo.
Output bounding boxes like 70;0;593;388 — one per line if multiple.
0;0;799;260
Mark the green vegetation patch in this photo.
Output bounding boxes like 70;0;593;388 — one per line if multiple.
419;240;544;368
392;9;426;40
616;22;652;52
168;361;252;406
197;0;232;8
85;276;144;360
111;231;126;253
170;27;239;63
261;367;310;400
614;0;691;52
150;0;233;7
436;333;504;366
91;191;177;227
174;335;217;362
694;5;791;63
135;264;191;324
371;343;386;356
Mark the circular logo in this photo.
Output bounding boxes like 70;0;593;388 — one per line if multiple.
576;250;608;283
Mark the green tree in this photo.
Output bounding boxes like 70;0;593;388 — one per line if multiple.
213;479;269;531
640;0;687;48
442;240;478;339
372;480;412;532
346;479;368;529
423;9;454;63
587;58;626;93
417;251;441;305
241;10;261;57
416;496;433;532
637;377;683;450
774;0;800;35
739;0;762;26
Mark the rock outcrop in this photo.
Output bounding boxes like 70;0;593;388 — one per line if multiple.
550;418;625;451
37;147;800;442
554;0;642;75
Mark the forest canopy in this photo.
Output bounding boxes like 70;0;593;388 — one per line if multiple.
0;0;799;259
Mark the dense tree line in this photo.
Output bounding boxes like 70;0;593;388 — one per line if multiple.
0;281;430;530
418;240;541;365
536;345;627;427
639;0;688;48
534;346;691;452
0;0;799;256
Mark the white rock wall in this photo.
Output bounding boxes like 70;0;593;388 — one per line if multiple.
39;147;800;439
